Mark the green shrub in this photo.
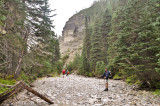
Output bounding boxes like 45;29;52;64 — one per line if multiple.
85;72;89;76
95;61;106;76
152;89;160;95
88;73;93;77
126;75;138;85
62;54;69;65
66;62;74;71
54;60;63;74
113;74;122;80
18;72;30;83
66;53;81;73
77;69;85;75
151;81;160;89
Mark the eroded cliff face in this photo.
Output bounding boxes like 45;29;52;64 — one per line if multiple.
61;14;85;43
60;14;86;64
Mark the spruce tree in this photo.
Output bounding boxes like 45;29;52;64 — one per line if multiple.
101;9;112;64
90;20;104;71
81;16;91;72
109;0;160;88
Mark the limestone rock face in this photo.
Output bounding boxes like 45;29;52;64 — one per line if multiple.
61;14;85;43
60;14;86;64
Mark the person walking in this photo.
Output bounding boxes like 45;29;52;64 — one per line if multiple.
66;70;69;76
62;69;65;78
101;67;111;91
67;70;69;76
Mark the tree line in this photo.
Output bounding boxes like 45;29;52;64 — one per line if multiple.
0;0;61;81
67;0;160;89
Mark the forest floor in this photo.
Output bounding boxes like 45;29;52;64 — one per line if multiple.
2;74;160;106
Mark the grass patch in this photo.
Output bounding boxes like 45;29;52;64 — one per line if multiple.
0;78;16;85
126;75;140;85
113;74;122;80
0;78;16;94
152;89;160;95
0;86;9;94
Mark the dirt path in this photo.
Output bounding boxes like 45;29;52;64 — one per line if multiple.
3;75;160;106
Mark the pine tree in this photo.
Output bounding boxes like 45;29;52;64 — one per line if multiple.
101;9;112;64
0;0;60;78
109;0;160;88
81;16;91;72
90;20;104;71
24;0;55;39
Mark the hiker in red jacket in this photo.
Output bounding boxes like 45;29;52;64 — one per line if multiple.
62;69;65;78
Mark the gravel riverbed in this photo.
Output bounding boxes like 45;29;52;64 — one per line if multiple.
2;74;160;106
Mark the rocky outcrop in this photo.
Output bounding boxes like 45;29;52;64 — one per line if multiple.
61;14;86;43
59;0;109;64
60;14;86;64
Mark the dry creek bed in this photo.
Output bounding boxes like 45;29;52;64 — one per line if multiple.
2;74;160;106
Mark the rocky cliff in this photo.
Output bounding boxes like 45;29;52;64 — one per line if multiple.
60;14;86;64
60;0;109;65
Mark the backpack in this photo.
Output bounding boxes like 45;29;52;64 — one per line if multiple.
67;71;69;74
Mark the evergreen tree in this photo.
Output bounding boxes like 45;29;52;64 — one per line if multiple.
90;20;104;71
80;16;91;72
23;0;55;39
0;0;61;78
108;0;160;88
101;9;112;64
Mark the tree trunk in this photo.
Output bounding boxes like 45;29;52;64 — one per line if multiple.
14;27;29;78
22;82;54;104
0;81;54;104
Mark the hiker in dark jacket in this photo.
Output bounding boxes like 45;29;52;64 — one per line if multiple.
101;67;111;91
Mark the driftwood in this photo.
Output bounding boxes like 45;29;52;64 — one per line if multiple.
0;81;54;104
22;82;54;104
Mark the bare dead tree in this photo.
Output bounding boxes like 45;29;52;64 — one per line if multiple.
14;27;30;78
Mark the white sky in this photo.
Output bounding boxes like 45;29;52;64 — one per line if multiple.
49;0;96;36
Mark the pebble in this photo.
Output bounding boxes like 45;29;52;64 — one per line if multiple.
102;99;107;104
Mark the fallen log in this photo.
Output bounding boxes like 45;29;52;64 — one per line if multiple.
0;81;22;98
0;81;54;104
0;85;23;104
22;82;54;104
0;81;23;104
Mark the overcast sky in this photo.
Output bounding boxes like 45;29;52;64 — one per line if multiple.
49;0;96;36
